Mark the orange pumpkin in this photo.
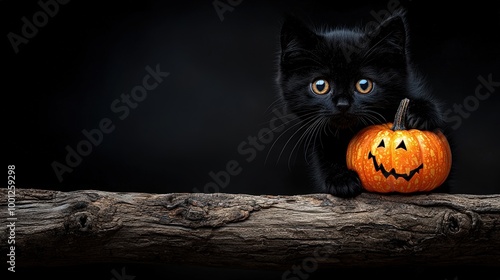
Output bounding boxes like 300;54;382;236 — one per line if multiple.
346;98;452;193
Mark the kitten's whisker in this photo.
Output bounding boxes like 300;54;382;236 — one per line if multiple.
360;113;377;126
358;115;370;127
288;117;323;169
320;117;333;148
361;109;387;124
305;117;328;164
265;113;318;165
267;110;319;135
303;118;320;163
264;118;305;165
258;106;315;132
264;98;286;115
276;115;319;168
300;116;326;165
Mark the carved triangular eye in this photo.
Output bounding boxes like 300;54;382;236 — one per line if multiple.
377;140;385;148
396;140;407;150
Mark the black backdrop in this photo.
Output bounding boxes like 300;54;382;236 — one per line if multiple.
3;0;500;279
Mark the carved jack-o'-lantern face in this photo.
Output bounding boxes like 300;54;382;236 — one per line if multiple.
346;99;452;193
369;137;424;182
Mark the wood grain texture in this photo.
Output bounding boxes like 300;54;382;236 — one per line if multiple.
1;188;499;268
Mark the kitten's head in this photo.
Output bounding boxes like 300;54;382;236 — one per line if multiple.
277;10;410;130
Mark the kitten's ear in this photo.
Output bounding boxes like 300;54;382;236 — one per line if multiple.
365;9;407;56
280;15;318;62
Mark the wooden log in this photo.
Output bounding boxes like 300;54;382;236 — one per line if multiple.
1;188;499;268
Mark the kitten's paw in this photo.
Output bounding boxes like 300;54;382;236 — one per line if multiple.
325;169;363;198
405;99;444;131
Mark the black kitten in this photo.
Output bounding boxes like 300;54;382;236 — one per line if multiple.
276;10;448;197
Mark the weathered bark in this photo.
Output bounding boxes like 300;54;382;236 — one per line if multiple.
1;188;499;268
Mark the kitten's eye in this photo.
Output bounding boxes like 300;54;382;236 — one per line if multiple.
311;79;330;95
355;79;374;94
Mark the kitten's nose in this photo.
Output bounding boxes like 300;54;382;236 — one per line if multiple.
335;97;350;111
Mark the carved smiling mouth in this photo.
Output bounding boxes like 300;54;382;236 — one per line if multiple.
368;152;423;181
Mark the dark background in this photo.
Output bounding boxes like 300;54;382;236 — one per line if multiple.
3;0;500;279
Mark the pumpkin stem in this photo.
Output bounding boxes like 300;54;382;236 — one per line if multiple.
392;98;410;131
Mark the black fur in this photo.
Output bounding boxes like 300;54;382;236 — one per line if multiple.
276;10;451;197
